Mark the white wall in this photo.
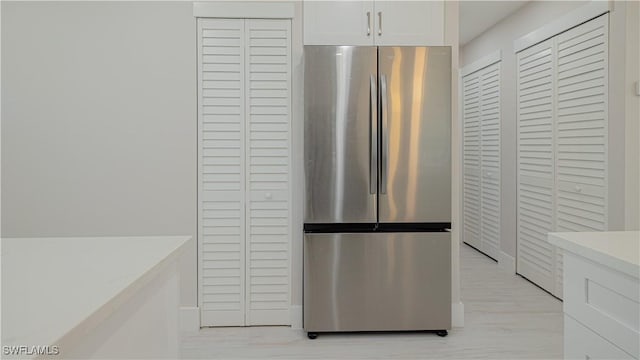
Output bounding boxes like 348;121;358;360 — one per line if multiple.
608;0;629;231
1;2;198;307
460;0;635;260
624;0;640;230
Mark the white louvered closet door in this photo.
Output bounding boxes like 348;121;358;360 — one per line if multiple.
198;18;291;327
198;18;246;327
462;72;481;250
516;38;556;294
516;14;609;299
462;61;501;260
245;19;291;326
554;15;608;297
479;63;501;260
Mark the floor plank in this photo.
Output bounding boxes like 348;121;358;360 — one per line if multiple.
181;243;563;359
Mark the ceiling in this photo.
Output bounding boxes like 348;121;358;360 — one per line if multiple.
459;1;529;46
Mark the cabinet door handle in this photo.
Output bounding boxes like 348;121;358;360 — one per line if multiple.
378;11;382;36
367;11;371;36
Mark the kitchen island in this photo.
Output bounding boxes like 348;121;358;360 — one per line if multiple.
548;231;639;359
1;236;191;359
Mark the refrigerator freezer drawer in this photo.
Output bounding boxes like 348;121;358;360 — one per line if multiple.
303;232;451;332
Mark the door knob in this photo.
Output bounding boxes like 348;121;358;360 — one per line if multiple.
265;193;273;200
574;185;582;193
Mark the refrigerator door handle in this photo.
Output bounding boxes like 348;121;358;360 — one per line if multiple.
380;74;389;194
369;75;378;195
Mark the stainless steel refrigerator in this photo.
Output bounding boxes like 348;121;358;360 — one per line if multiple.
303;46;452;339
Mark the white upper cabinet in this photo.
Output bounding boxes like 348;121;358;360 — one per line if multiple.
303;1;374;45
303;0;444;46
373;1;443;46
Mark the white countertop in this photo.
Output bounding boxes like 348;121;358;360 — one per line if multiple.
1;236;190;354
548;231;639;278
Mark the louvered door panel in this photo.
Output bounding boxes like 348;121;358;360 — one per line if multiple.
245;19;291;326
199;18;292;327
517;38;556;294
462;72;481;250
554;14;608;297
198;19;246;326
555;14;608;231
480;63;501;260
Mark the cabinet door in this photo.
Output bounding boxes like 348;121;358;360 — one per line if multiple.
479;63;501;260
374;1;444;46
245;19;291;326
198;18;246;327
554;14;608;297
462;71;481;250
516;38;556;294
303;1;374;45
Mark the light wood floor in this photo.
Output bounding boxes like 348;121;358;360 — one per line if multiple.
181;243;563;359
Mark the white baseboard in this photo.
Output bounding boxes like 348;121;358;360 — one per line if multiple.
498;251;516;275
290;305;303;329
179;306;200;333
451;302;464;328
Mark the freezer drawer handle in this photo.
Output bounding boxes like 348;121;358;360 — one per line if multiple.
370;75;378;195
380;74;389;194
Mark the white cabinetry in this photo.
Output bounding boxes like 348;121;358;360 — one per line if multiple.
549;232;639;360
197;18;292;327
517;14;609;298
303;1;443;46
462;60;501;260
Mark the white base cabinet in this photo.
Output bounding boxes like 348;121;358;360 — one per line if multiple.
549;232;639;360
563;252;639;359
564;316;635;360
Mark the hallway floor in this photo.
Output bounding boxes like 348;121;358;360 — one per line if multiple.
181;243;563;359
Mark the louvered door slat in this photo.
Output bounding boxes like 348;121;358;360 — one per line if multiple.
553;14;608;298
517;38;556;294
245;19;291;326
462;72;481;250
480;62;501;260
198;18;246;326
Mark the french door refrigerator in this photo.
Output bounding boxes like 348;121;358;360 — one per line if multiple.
303;46;452;338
